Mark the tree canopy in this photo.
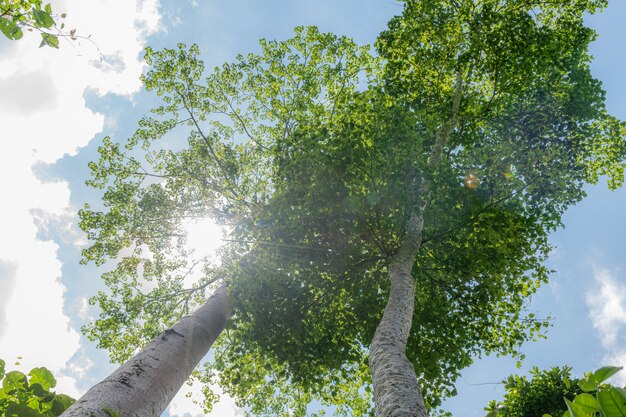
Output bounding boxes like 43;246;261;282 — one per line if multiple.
78;1;625;415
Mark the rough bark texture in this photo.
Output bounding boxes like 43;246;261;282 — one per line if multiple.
369;212;427;417
61;285;230;417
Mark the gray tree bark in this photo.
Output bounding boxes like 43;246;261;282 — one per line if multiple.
61;285;230;417
369;212;427;417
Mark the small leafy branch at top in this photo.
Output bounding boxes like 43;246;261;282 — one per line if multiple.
0;0;77;48
550;366;626;417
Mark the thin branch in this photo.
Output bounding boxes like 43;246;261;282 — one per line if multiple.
428;69;464;167
221;91;273;153
173;86;234;187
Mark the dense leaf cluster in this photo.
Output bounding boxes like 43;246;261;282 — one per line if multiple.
486;367;582;417
0;359;74;417
487;366;626;417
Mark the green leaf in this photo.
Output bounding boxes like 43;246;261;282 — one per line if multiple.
32;9;55;29
598;387;626;417
615;388;626;401
4;402;40;417
594;367;623;384
0;18;24;40
565;376;572;389
29;367;56;391
2;371;28;393
39;33;59;48
572;393;600;412
0;358;5;379
29;382;48;398
51;393;75;416
579;377;598;393
564;397;596;417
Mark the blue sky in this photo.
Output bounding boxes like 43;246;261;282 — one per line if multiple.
1;1;625;416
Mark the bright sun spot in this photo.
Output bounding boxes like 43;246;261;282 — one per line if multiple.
183;217;225;262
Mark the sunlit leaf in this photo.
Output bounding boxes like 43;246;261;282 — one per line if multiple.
39;32;59;48
2;371;28;393
579;378;598;393
565;397;595;417
598;387;626;417
593;367;623;384
572;393;600;412
0;18;23;40
33;9;55;28
29;367;56;391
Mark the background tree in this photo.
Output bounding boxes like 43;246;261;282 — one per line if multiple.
486;367;582;417
78;1;625;416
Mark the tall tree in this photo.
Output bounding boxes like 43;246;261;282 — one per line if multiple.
61;287;229;417
78;1;624;416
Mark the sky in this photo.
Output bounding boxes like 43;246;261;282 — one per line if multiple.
0;1;625;416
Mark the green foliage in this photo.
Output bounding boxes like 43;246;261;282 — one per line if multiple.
486;367;583;417
0;359;75;417
488;366;626;417
0;0;69;47
378;0;624;191
78;1;625;415
560;366;626;417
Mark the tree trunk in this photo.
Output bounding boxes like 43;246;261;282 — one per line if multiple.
61;285;230;417
368;70;463;417
369;212;427;417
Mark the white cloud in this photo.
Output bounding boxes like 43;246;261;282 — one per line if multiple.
0;70;57;114
76;297;89;321
586;265;626;384
586;266;626;346
0;0;161;399
0;260;18;338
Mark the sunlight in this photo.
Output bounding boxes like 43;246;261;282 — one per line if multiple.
179;217;226;288
183;217;225;261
